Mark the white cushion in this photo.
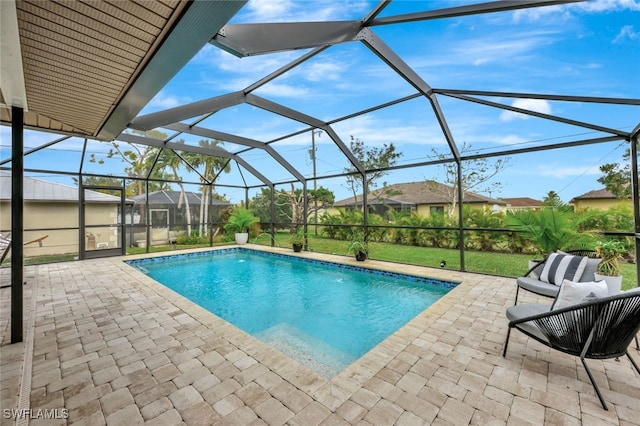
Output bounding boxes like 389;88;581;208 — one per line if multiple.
551;279;608;310
540;252;588;285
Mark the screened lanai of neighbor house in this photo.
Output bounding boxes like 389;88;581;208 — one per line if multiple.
1;0;640;423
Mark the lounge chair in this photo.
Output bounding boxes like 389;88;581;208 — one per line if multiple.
503;290;640;410
0;233;48;265
514;249;600;305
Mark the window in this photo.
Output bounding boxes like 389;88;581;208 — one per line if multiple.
150;209;169;228
430;206;444;216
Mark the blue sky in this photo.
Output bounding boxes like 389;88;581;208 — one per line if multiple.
2;0;639;205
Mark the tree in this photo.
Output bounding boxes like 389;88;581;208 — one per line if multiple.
186;139;230;235
89;129;171;197
250;188;292;228
431;141;510;217
543;191;564;207
249;185;335;233
157;141;193;234
598;147;631;199
73;176;124;196
343;136;402;207
287;185;335;233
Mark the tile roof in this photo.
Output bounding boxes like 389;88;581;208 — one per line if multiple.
571;188;616;200
334;180;506;206
501;197;544;207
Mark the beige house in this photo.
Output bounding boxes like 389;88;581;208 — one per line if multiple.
333;180;506;217
570;188;632;211
0;173;129;258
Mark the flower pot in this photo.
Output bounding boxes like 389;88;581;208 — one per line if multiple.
235;232;249;245
292;243;303;252
355;251;367;261
594;272;622;295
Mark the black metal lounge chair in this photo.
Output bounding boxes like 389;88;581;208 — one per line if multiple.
514;249;600;305
503;290;640;410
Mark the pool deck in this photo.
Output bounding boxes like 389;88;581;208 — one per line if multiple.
1;245;639;425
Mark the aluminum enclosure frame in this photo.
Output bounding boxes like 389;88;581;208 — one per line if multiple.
3;0;640;345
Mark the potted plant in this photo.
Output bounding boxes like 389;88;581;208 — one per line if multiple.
348;233;368;261
594;239;626;294
290;228;305;252
224;207;259;245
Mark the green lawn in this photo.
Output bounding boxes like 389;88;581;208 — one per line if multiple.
253;232;638;290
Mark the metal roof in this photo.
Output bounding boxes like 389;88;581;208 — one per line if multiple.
0;171;128;203
0;0;246;140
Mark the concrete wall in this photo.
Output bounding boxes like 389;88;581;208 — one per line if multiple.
1;201;119;258
573;198;630;212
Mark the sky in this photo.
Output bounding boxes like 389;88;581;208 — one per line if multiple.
1;0;639;205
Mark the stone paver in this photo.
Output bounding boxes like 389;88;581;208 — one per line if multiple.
1;246;639;426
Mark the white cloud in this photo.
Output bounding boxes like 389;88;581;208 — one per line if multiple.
254;82;309;98
613;25;640;43
536;164;602;179
494;134;530;145
331;115;445;147
305;61;343;82
238;0;370;22
513;0;640;21
448;31;558;66
245;0;293;21
576;0;640;13
147;92;187;109
500;99;552;121
513;5;570;23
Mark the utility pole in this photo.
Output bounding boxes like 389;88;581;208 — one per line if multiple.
310;129;322;235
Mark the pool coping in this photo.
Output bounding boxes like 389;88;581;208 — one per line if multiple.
121;244;470;409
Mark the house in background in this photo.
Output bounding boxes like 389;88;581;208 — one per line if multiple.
129;190;231;245
570;188;631;211
501;197;544;212
334;180;506;217
0;172;131;257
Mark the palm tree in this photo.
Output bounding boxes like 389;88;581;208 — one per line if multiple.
187;139;230;236
157;141;193;235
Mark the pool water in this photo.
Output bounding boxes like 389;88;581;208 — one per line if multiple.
128;249;456;377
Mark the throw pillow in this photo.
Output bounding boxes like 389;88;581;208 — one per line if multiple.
551;279;608;310
539;252;588;285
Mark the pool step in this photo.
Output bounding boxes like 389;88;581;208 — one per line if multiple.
256;323;356;378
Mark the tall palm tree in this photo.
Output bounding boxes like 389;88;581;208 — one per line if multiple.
157;141;193;235
187;139;230;236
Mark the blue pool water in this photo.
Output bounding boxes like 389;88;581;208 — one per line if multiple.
128;249;457;377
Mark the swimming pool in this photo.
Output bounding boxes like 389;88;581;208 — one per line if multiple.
127;248;457;377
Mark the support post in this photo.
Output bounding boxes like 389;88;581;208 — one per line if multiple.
457;161;465;271
11;106;24;344
630;124;640;287
362;172;368;243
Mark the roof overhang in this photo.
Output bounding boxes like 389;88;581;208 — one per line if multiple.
0;0;247;140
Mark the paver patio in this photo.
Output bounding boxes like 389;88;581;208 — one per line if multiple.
1;245;639;425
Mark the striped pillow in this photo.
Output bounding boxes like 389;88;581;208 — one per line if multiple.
540;253;588;285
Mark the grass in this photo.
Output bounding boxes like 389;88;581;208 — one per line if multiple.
253;231;638;290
